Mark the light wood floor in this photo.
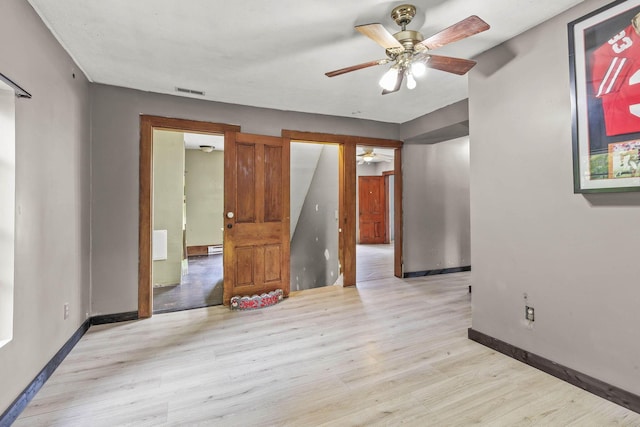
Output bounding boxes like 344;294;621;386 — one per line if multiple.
15;267;640;425
356;243;394;283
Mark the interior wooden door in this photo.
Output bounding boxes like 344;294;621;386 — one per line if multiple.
223;132;290;305
358;176;387;244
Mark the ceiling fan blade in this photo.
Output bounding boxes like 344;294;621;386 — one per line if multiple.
418;15;489;51
325;59;389;77
424;54;477;75
382;70;403;95
355;23;404;50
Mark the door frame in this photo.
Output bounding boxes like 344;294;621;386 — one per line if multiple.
282;130;403;285
140;120;402;317
138;115;240;318
382;170;394;245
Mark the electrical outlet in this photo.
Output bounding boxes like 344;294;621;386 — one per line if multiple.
525;305;535;322
64;303;69;320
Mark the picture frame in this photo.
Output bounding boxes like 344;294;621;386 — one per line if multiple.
568;0;640;193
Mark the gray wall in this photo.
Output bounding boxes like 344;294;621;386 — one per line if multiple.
401;99;469;145
90;84;400;314
469;0;640;395
290;145;340;291
403;137;470;273
0;0;91;412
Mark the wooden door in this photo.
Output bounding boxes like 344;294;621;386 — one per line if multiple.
223;132;290;305
358;176;387;244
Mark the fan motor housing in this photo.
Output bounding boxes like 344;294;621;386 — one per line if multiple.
393;30;423;50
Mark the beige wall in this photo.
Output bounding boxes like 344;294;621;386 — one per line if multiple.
0;0;91;412
469;0;640;395
185;149;224;247
152;130;185;286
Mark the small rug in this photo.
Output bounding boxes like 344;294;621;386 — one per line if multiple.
230;289;283;310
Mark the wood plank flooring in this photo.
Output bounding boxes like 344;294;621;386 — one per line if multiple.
356;243;394;283
14;263;640;425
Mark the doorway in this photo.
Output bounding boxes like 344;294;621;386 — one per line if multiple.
138;116;240;318
356;145;396;281
282;130;403;285
151;130;225;314
290;142;340;291
141;119;291;316
140;121;402;318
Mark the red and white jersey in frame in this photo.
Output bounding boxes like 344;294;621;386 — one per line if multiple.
591;22;640;136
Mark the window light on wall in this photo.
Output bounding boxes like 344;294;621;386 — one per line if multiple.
0;72;28;348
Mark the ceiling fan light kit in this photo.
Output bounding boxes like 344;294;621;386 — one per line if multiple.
357;147;393;164
326;4;490;94
379;67;400;91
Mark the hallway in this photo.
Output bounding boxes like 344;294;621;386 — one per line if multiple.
356;243;394;282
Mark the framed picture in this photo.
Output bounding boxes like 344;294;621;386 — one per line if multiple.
569;0;640;192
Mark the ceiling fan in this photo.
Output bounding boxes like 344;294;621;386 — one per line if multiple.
357;147;393;164
325;4;490;94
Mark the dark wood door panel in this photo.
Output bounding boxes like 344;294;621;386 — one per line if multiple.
235;246;255;287
264;244;282;283
224;132;290;305
359;176;387;244
264;145;283;222
236;143;257;223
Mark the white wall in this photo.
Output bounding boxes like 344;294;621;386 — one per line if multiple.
469;0;640;395
0;0;91;412
403;138;470;273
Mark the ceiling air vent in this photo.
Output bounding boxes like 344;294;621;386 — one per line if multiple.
175;87;205;96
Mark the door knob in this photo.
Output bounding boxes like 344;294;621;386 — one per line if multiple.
226;212;234;219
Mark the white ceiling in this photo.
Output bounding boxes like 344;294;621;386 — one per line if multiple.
183;133;224;151
28;0;583;123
